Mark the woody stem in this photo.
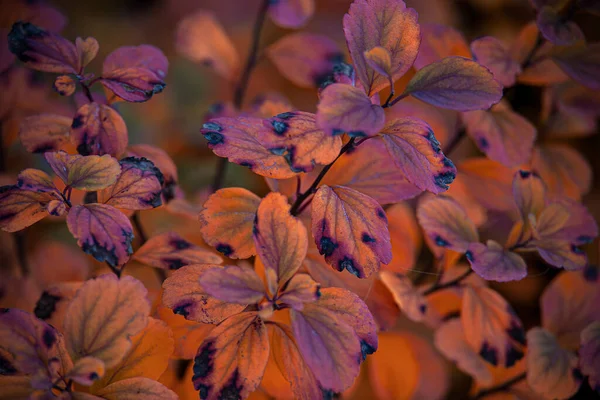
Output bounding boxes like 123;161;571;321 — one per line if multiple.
423;269;473;295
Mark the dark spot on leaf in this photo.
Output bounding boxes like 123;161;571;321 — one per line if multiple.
348;130;367;138
269;147;287;156
82;231;133;267
34;291;61;320
171;237;192;250
162;181;177;203
360;340;376;361
465;250;474;263
32;143;56;153
434;235;449;247
203;122;222;132
505;345;524;368
572;368;584;382
173;302;192;318
443;157;455;169
239;161;253;169
120;157;165;186
163;258;186;270
71;115;84;129
427;130;442;153
361;233;376;243
419;304;427;314
275;112;295;120
478;136;489;149
271;120;288;136
327;52;345;64
218;369;243;400
204;131;224;145
331;128;345;136
506;321;526;345
319;237;337;257
577;235;594;244
42;328;56;348
89;372;99;381
193;340;216;379
434;170;456;190
197;384;211;399
479;342;498;366
216;243;233;257
339;257;360;278
571;244;585;255
583;265;598;282
518;170;531;179
0;353;18;375
321;389;341;400
315;286;322;299
7;22;47;62
376;208;387;221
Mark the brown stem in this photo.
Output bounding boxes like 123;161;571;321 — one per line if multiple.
81;82;94;103
290;138;356;216
443;129;466;157
471;373;527;399
382;92;409;109
423;268;473;295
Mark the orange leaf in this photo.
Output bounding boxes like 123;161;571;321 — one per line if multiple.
364;46;393;85
312;185;392;278
413;23;471;70
63;274;150;368
199;265;265;304
0;183;61;232
94;377;177;400
386;202;421;274
67;356;105;386
75;37;99;69
380;271;428;322
19;114;71;153
156;305;214;360
200;188;261;259
276;274;320;311
192;312;269;400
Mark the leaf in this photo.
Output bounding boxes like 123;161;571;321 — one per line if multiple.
200;188;261;259
269;0;314;28
19;114;71;153
254;192;308;291
44;151;121;191
471;36;521;87
199;265;265;304
537;6;584;46
134;232;222;271
380;271;428;322
579;321;600;392
53;75;76;96
95;377;177;400
413;23;471;70
259;112;342;173
526;328;582;399
343;0;420;96
417;195;478;253
192;313;269;400
35;282;83;332
364;46;393;85
0;185;60;232
276;274;321;311
8;22;79;73
76;37;99;68
290;303;362;392
91;318;173;390
175;10;239;80
66;204;134;267
127;144;178;201
541;269;600;348
67;356;105;386
462;286;526;368
379;117;457;193
100;45;167;102
316;83;385;137
17;169;60;194
267;33;343;88
97;157;164;210
462;102;537;167
200;117;297;179
403;56;503;111
270;324;321;400
457;158;515;212
512;170;546;221
156;305;214;360
552;43;600;90
63;274;150;368
386;202;422;273
161;264;245;324
466;241;528;282
72;102;128;157
312;185;392;278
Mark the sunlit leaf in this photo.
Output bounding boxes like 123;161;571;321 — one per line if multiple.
94;377;177;400
134;231;222;270
192;313;269;400
312;185;392;278
175;10;239;80
19;114;71;153
267;33;343;88
579;321;600;392
45;151;121;191
403;56;503;111
66;204;134;267
269;0;314;28
343;0;420;96
413;23;471;70
526;327;582;399
200;188;261;259
471;36;521;87
97;157;164;210
72;102;128;157
63;274;150;368
162;264;245;324
379;117;457;193
199;265;265;304
380;271;428;322
466;240;527;282
316;83;385;137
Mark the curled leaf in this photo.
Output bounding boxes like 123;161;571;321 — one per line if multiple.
19;114;71;153
53;75;76;96
72;102;128;157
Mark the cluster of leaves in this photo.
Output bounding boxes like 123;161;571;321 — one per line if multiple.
1;0;600;399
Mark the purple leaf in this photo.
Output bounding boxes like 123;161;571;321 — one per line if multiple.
471;36;521;87
466;241;528;282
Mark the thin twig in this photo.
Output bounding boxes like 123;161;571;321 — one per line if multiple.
382;92;409;109
443;129;466;157
290;138;356;216
471;373;527;399
15;231;29;277
423;269;473;296
80;82;94;103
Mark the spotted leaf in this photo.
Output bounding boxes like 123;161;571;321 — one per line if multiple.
379;117;457;193
134;232;222;271
53;75;76;96
97;157;163;210
526;328;582;399
19;114;71;153
200;117;296;179
175;10;239;80
471;36;521;87
343;0;420;96
192;313;269;400
199;188;261;259
462;102;537;167
380;271;428;322
67;356;105;386
254;192;307;291
63;274;150;368
199;265;265;305
66;204;134;267
45;151;121;191
162;264;245;324
269;0;314;28
402;56;503;111
72;102;128;157
277;274;321;311
127;144;178;202
579;321;600;392
267;33;343;88
417;195;478;253
259;112;342;173
316;83;385;137
462;286;526;368
0;184;62;232
312;185;392;278
466;241;527;282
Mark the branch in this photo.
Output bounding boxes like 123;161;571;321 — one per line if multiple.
423;268;473;295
